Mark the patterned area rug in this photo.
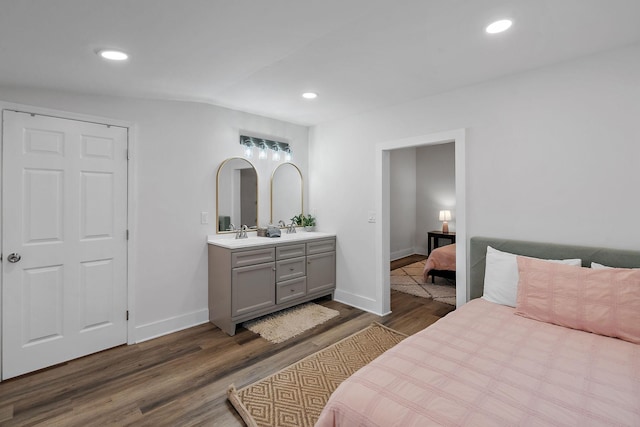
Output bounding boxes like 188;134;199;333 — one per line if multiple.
242;302;339;344
391;260;456;305
228;323;407;427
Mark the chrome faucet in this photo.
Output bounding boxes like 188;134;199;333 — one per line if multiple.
287;222;297;234
229;223;247;239
278;220;287;228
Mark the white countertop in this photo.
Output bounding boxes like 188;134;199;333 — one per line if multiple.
207;231;336;249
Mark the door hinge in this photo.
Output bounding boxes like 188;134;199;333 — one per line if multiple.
126;149;130;160
126;310;129;321
126;229;129;240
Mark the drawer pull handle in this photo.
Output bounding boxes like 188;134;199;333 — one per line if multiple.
272;267;276;271
289;267;295;271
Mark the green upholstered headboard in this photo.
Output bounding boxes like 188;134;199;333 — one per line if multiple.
469;236;640;300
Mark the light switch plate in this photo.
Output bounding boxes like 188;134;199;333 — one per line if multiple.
201;211;209;224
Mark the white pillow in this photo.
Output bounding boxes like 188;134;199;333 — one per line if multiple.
482;246;582;307
591;261;638;270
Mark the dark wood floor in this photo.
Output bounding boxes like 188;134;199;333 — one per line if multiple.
0;287;453;426
390;254;427;270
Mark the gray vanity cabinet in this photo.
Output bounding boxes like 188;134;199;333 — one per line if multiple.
208;236;336;336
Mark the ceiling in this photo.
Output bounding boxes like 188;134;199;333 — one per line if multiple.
1;0;640;126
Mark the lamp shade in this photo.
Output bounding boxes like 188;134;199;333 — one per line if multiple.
439;210;452;221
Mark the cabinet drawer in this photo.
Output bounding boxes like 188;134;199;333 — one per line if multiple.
231;248;275;268
276;277;307;304
307;238;336;255
276;257;306;282
276;243;306;260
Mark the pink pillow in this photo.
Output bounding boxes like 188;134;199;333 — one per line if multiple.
514;256;640;344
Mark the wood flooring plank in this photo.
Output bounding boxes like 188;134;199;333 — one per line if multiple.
390;254;427;270
0;405;14;423
0;291;454;426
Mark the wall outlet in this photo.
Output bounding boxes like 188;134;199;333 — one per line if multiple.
367;211;376;223
201;211;209;224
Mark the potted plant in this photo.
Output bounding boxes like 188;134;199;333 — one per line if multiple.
291;213;316;231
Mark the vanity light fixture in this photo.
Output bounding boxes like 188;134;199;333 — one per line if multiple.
97;49;129;61
240;135;292;162
258;142;268;160
302;92;318;99
486;19;512;34
243;143;253;158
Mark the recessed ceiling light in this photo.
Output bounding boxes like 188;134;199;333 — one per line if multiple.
486;19;512;34
98;49;129;61
302;92;318;99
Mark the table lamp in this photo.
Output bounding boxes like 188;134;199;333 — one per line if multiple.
439;210;451;233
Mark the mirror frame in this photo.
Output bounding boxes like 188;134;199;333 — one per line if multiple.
216;157;258;234
270;162;304;225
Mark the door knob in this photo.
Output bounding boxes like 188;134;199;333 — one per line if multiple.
7;253;21;263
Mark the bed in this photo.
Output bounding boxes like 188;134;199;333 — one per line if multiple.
423;243;456;283
316;237;640;427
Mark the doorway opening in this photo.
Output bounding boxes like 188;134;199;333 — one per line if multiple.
389;143;456;307
374;129;466;315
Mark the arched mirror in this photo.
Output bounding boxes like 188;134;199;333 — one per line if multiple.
271;162;303;225
216;157;258;233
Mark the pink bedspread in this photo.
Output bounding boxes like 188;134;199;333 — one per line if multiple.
423;243;456;281
316;298;640;427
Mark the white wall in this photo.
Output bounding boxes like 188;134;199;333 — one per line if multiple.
415;143;456;251
0;87;309;341
389;147;416;260
309;43;640;312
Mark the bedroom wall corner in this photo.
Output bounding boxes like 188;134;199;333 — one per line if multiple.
415;142;456;251
389;147;417;260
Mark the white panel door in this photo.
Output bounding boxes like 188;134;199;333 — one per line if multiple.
2;110;128;379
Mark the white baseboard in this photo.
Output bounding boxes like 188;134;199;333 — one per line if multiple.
390;248;428;261
334;289;390;316
390;247;414;261
134;308;209;343
414;247;428;256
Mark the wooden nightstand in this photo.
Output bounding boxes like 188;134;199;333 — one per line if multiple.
427;231;456;255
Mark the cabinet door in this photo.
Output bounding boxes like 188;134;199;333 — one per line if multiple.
307;251;336;294
232;263;275;317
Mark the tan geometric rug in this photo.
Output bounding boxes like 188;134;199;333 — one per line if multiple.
391;260;456;305
242;302;339;344
228;322;407;427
